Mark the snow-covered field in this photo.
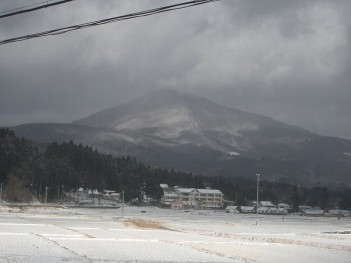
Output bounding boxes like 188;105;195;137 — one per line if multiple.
0;205;350;263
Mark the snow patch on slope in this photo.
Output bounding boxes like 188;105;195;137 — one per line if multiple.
115;107;199;138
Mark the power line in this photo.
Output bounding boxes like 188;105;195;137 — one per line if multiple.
0;0;219;46
0;0;59;14
0;0;75;19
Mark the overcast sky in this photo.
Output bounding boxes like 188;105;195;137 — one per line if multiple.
1;0;351;139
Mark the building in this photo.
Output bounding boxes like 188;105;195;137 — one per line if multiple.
162;191;178;205
160;184;178;206
327;210;351;217
174;187;224;209
171;200;185;210
197;188;224;208
257;206;287;215
259;201;276;208
258;201;288;215
160;185;224;209
240;201;288;215
240;206;255;213
103;190;121;201
252;201;276;208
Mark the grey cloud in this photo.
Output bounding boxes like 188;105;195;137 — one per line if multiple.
0;0;351;140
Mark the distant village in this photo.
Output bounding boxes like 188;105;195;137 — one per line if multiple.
65;184;351;217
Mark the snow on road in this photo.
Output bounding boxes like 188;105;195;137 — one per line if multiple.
0;205;350;263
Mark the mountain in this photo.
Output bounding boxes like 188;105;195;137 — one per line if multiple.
73;89;312;158
11;89;351;187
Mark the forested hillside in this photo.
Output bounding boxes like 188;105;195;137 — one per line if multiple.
0;128;199;202
0;128;350;210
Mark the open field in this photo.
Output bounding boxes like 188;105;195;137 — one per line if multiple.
0;205;350;263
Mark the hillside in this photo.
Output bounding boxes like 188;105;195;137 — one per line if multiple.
11;89;351;187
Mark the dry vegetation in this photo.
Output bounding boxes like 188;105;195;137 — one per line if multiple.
122;219;173;231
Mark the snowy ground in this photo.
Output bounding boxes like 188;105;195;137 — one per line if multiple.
0;205;350;263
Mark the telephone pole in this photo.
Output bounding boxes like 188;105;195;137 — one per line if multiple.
121;190;124;218
45;187;48;205
256;174;260;225
0;183;3;203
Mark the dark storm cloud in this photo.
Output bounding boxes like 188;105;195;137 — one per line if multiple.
0;0;351;139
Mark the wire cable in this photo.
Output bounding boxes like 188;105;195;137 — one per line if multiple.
1;0;61;14
0;0;219;46
0;0;75;19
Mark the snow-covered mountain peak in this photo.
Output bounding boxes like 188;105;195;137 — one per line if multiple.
73;89;260;135
73;89;313;154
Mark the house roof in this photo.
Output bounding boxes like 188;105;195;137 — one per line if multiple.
175;188;195;193
174;188;223;195
197;189;223;194
241;206;255;211
260;201;275;207
278;203;290;208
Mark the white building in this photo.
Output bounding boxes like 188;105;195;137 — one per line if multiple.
160;184;178;206
161;191;178;205
243;201;287;215
240;206;255;213
174;187;224;209
160;185;224;209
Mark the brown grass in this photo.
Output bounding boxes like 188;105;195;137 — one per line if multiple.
122;219;173;231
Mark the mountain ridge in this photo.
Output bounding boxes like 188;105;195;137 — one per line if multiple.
9;89;351;187
73;89;311;135
72;89;313;157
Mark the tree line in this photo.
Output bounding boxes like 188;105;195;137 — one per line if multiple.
0;128;350;210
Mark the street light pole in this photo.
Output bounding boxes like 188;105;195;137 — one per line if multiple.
256;173;260;225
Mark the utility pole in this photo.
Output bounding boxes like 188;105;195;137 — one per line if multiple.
140;188;143;204
45;187;48;205
61;184;64;202
0;183;3;203
256;174;260;225
122;190;124;218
